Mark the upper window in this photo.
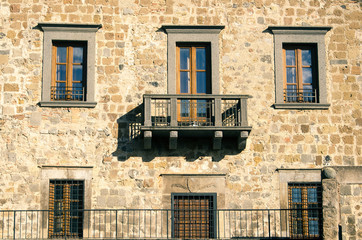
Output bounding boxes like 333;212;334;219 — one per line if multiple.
283;45;317;103
288;183;322;239
52;42;87;101
268;26;331;109
162;25;224;95
38;23;101;108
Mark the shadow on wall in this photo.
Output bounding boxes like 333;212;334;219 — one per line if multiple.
112;104;245;162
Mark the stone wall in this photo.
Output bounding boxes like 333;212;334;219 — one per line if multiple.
0;0;361;239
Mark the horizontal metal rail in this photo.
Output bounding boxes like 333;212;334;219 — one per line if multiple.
143;94;252;128
50;86;85;101
283;88;317;103
0;208;322;239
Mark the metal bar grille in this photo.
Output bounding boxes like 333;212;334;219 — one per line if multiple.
49;180;84;238
284;88;317;103
172;194;215;239
50;86;85;101
288;183;322;239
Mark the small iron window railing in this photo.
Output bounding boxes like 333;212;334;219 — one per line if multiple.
283;88;318;103
50;86;85;101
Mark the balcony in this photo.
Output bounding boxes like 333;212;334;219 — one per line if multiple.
141;94;252;150
0;208;322;239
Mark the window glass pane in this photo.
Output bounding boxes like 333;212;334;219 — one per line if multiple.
302;49;312;66
302;68;313;84
285;50;295;65
292;188;302;202
180;72;189;93
309;220;319;235
180;100;190;117
73;47;84;63
56;65;67;81
54;185;63;200
196;48;206;70
57;47;67;63
308;188;317;202
286;67;296;83
180;48;190;70
197;100;207;117
196;72;206;94
73;65;83;81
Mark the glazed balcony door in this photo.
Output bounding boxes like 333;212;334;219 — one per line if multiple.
176;45;211;125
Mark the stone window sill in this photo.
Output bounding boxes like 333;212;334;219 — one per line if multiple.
274;103;330;110
39;101;97;108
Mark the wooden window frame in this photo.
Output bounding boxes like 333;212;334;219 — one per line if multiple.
288;183;322;239
51;42;87;101
176;43;211;124
282;45;317;103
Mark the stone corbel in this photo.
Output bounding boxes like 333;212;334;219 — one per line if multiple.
213;131;223;150
144;131;152;149
169;131;178;150
238;131;249;150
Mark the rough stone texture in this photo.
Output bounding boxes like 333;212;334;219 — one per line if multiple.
0;0;361;239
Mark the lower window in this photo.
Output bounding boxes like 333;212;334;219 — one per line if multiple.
288;183;322;239
49;180;84;238
172;193;216;239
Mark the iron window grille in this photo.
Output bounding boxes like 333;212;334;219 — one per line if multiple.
49;180;84;238
172;193;216;239
288;183;322;239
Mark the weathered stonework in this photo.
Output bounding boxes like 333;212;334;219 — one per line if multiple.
0;0;361;239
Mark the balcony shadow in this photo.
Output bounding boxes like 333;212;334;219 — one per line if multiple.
112;104;245;162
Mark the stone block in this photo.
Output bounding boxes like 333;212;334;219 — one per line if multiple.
4;83;19;92
341;206;352;214
340;185;352;195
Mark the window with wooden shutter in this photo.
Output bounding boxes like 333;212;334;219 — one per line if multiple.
288;183;322;239
51;42;87;101
283;45;317;103
49;180;84;238
172;193;216;239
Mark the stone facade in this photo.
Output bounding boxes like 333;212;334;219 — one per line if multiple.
0;0;361;239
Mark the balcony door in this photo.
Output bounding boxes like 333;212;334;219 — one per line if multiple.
176;44;211;125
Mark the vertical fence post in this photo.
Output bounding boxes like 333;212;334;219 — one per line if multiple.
13;211;16;240
115;210;118;239
166;210;169;239
268;210;271;238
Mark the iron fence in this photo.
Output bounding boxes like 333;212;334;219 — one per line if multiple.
0;208;322;239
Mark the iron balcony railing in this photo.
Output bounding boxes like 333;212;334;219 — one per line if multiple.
283;88;317;103
143;94;252;128
50;86;85;101
0;208;322;239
